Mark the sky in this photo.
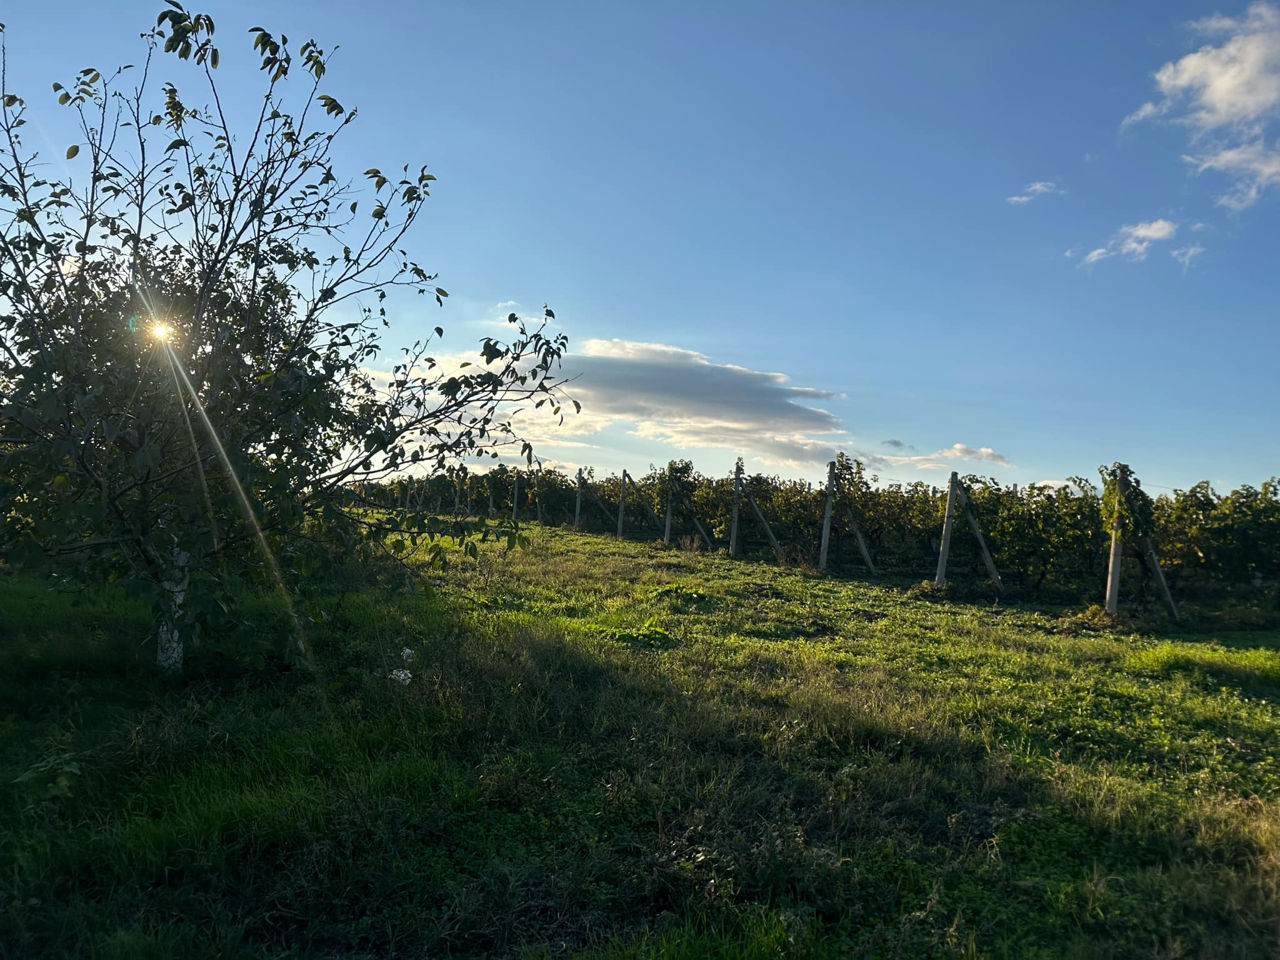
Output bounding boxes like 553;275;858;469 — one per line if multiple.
3;1;1278;492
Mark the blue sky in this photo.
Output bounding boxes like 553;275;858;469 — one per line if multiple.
4;1;1278;491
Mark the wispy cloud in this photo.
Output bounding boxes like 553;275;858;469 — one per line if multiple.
1006;180;1064;204
1076;218;1179;266
1119;218;1178;257
869;442;1013;472
1189;140;1280;207
1172;244;1206;271
942;443;1011;465
1126;2;1280;208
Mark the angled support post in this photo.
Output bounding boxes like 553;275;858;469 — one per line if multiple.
954;482;1002;589
627;471;664;529
747;494;787;566
1143;535;1180;621
674;488;715;551
845;508;877;575
589;486;615;526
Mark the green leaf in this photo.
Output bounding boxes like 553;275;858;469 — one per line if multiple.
65;144;79;160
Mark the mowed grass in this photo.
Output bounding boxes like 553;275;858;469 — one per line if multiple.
2;527;1279;958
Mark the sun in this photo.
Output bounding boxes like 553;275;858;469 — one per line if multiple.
150;322;174;342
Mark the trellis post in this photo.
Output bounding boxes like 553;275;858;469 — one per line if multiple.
1105;467;1126;616
935;471;959;586
729;460;743;558
535;465;544;524
819;460;836;572
663;466;674;546
574;469;583;530
616;471;627;539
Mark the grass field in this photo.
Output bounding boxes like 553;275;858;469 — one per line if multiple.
3;527;1279;958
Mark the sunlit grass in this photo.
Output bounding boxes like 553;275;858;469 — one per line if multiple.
2;527;1278;957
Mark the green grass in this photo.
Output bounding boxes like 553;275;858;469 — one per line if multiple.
2;527;1279;958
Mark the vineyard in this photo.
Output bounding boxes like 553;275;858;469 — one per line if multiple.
354;456;1280;616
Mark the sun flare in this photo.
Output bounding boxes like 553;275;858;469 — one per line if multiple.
150;322;174;342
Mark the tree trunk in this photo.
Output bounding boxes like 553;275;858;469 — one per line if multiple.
156;541;190;675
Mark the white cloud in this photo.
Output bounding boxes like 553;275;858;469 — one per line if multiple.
1122;101;1164;127
1172;244;1206;270
363;337;1017;476
941;443;1011;465
1118;218;1178;258
1189;139;1280;206
1006;180;1063;204
549;338;849;467
1076;219;1178;266
877;442;1013;471
1124;219;1179;240
1127;3;1280;207
1161;3;1280;129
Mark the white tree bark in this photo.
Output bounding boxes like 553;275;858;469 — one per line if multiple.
156;540;191;675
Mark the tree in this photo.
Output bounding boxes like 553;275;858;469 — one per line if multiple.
0;6;572;672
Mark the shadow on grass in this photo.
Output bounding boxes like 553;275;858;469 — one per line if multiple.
1;576;1277;959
